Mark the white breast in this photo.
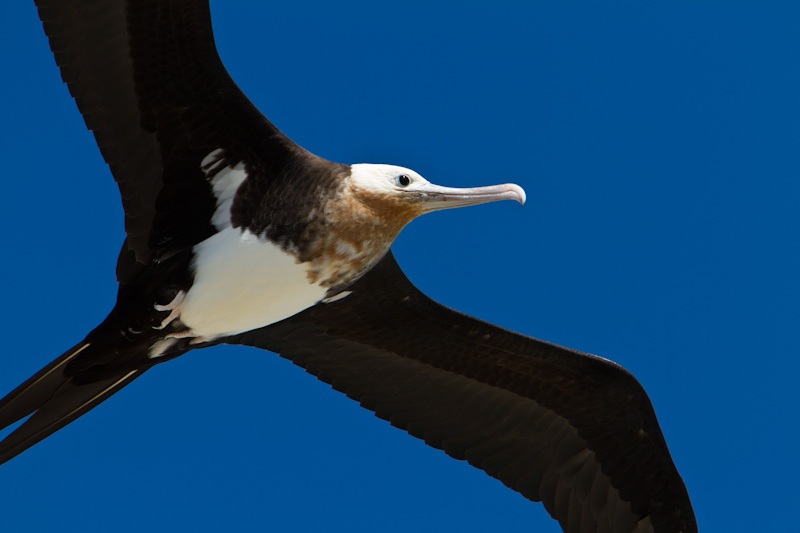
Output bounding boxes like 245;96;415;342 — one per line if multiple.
178;151;327;338
180;226;327;338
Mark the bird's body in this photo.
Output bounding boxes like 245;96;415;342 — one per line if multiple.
0;1;696;532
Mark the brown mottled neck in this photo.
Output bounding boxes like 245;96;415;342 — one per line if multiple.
305;172;423;293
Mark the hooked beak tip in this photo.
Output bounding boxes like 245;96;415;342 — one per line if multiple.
510;184;526;206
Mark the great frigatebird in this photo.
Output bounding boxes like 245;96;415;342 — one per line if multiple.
0;2;696;532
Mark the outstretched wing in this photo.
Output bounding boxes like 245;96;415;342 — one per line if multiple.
35;0;310;286
231;252;697;533
3;0;324;466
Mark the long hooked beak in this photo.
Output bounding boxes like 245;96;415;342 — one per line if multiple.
412;182;526;212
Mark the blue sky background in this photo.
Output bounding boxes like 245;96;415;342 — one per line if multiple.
0;1;797;531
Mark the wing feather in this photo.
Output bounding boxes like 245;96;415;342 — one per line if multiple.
231;253;696;533
35;0;309;285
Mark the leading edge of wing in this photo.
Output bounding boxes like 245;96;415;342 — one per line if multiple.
34;0;307;285
36;0;162;276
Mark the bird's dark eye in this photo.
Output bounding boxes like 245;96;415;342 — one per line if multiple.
397;174;411;187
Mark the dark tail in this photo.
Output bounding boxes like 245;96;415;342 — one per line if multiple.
0;341;147;465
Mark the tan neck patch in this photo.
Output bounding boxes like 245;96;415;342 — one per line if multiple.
306;184;423;289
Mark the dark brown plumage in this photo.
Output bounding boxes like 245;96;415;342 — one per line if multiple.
0;1;696;532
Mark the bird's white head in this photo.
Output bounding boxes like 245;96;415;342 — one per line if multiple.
308;163;525;289
348;163;525;216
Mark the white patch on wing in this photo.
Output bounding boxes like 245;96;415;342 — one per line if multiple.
180;227;327;338
201;148;224;168
210;165;247;230
201;149;248;231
